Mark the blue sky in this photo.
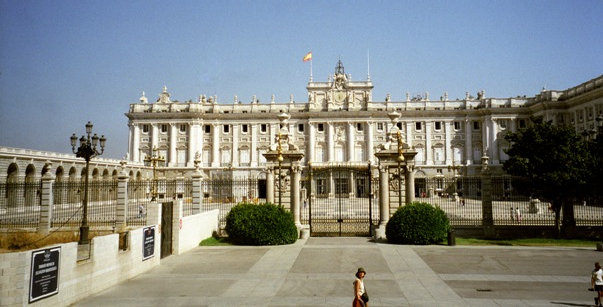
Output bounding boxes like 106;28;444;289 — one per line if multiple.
1;0;602;159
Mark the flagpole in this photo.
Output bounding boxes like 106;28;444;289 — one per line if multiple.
310;59;313;82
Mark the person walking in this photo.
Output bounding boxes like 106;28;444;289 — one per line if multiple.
592;262;603;307
515;207;522;223
353;267;368;307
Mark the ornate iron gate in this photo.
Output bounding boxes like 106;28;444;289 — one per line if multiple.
307;164;376;236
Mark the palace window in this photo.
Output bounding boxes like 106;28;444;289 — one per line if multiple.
397;122;402;130
518;119;526;128
242;124;248;133
161;124;168;133
179;124;187;133
356;123;363;131
223;125;230;133
415;122;422;131
298;124;304;132
434;122;442;131
473;121;480;130
142;124;150;133
454;121;461;130
204;125;211;134
260;124;267;133
317;123;324;132
377;123;384;131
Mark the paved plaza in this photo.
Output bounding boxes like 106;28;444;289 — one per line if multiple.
75;237;601;306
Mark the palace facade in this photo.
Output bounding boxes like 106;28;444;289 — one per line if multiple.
126;60;603;180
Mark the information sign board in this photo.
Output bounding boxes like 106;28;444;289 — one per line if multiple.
143;226;155;260
29;247;60;303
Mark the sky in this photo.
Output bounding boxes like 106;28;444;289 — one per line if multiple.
0;0;602;159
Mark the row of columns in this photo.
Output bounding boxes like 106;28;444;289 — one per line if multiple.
129;118;517;168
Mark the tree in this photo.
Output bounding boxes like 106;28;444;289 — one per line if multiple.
503;116;592;236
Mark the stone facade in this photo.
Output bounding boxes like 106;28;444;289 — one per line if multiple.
125;61;603;180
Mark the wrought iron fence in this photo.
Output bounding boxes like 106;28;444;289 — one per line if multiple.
200;176;260;228
51;180;118;228
0;182;41;229
128;180;152;226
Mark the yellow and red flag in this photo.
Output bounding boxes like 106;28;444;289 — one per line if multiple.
303;51;312;62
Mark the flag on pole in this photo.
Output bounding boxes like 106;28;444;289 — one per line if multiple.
303;51;312;62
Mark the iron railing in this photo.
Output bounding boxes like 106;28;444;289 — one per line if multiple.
200;176;260;228
0;182;41;229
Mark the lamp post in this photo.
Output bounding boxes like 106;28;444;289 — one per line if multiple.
144;147;165;201
70;121;106;245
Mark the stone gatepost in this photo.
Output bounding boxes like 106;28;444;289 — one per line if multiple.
291;165;302;228
263;112;305;234
38;169;55;235
116;163;129;231
191;169;203;215
266;167;274;204
374;147;417;241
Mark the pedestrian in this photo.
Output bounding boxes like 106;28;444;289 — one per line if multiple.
138;204;144;218
515;207;522;223
461;198;465;206
353;267;368;307
510;207;515;222
592;262;603;307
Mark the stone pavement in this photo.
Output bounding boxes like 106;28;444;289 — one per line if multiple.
75;237;601;306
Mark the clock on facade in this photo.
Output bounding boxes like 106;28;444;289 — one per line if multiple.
334;91;346;103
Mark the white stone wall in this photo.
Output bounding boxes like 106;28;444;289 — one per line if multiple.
172;205;219;255
0;218;162;306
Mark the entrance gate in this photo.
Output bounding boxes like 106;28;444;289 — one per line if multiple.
306;164;376;236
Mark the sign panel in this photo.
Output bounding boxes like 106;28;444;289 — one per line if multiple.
143;226;155;261
29;247;60;303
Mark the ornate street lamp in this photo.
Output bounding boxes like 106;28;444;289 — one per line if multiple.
70;121;106;245
276;132;284;206
144;147;165;201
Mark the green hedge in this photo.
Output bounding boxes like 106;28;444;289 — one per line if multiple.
385;202;450;245
225;202;298;245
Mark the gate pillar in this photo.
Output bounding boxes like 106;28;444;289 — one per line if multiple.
374;164;390;241
266;167;274;204
291;165;302;228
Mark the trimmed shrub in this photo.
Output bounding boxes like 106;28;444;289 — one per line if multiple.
385;202;450;245
225;202;298;245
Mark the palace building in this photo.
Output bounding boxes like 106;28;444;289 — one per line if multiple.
125;60;603;183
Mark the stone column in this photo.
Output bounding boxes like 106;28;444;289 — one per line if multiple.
366;122;374;162
232;124;239;166
251;124;258;166
188;123;200;167
116;170;129;231
425;121;433;165
131;123;140;162
212;123;220;167
374;164;390;241
38;171;55;235
482;119;490;164
327;123;334;162
308;123;315;162
490;119;499;165
169;123;177;167
266;168;274;204
151;124;159;150
444;121;452;165
191;170;202;214
291;165;302;228
465;119;472;165
405;165;415;204
405;122;413;148
347;122;354;161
